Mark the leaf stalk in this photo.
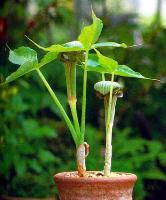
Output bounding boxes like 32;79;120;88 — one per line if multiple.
36;68;79;147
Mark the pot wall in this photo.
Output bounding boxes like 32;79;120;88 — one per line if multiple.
54;171;137;200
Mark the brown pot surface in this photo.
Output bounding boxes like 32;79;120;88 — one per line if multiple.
54;171;137;200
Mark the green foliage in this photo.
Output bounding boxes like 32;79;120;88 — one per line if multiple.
3;47;58;84
6;47;38;83
112;128;166;199
92;42;127;49
0;0;165;199
78;10;103;50
38;52;58;68
95;49;118;72
78;126;166;199
0;91;59;197
87;53;160;80
28;38;84;52
2;10;133;149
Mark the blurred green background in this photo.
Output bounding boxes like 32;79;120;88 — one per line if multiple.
0;0;166;200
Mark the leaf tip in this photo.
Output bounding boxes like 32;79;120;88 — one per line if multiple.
128;44;143;48
122;43;127;48
25;35;33;43
6;43;11;51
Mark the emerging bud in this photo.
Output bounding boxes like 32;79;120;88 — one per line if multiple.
94;81;122;96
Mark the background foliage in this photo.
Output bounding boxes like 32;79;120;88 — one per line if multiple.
0;0;165;199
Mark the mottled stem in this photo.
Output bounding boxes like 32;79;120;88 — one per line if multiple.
76;142;89;177
104;92;118;176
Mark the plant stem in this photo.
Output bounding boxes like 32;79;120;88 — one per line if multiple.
102;73;105;81
104;96;108;131
81;50;89;140
36;68;79;146
104;95;117;176
64;62;81;143
104;73;115;176
106;73;114;132
76;142;89;177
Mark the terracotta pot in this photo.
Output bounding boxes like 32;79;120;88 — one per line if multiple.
54;171;137;200
0;197;55;200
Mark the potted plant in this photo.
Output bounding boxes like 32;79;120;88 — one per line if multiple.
1;11;161;199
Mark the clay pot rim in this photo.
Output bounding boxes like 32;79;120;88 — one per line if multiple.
54;171;137;183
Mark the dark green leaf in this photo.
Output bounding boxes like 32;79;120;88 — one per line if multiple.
78;10;103;50
158;152;166;166
142;169;166;180
14;156;27;176
38;150;55;163
29;159;43;173
23;119;56;139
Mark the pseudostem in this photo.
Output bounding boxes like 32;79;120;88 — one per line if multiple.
76;142;89;177
61;52;89;176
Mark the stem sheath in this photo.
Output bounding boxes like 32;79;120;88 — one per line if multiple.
64;62;81;143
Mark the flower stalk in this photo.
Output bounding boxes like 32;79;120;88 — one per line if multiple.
104;93;118;176
81;51;89;140
104;73;114;176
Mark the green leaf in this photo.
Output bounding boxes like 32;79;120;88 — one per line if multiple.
142;169;166;181
14;156;27;176
92;42;127;49
1;47;59;85
87;54;103;72
158;152;166;166
38;149;55;163
87;53;160;81
9;46;37;65
5;47;38;84
6;61;37;84
78;10;103;50
27;36;84;52
29;159;43;173
38;52;58;68
114;65;146;78
95;49;118;72
23;119;56;139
